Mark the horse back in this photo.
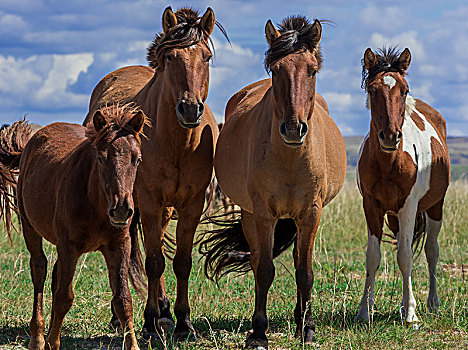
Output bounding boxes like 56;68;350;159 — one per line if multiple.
84;65;155;125
18;123;87;243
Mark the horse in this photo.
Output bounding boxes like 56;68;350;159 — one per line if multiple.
82;7;227;340
199;16;346;348
356;47;450;326
0;105;147;350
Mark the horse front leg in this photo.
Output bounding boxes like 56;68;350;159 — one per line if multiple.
102;236;139;350
397;200;419;326
139;205;165;339
172;194;205;341
293;202;322;343
356;196;384;322
242;209;276;349
45;244;79;350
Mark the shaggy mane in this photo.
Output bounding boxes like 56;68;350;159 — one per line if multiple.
86;104;150;146
361;47;407;91
147;7;229;69
264;16;323;72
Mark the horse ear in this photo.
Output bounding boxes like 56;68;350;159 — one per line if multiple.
309;20;322;46
93;110;107;132
127;110;146;134
200;7;216;36
363;48;377;70
265;20;280;46
397;48;411;73
162;6;177;34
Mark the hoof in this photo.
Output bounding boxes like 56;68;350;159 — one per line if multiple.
28;337;45;350
141;330;162;342
405;321;420;330
173;330;197;342
158;317;175;334
295;327;316;343
245;331;268;349
109;317;121;332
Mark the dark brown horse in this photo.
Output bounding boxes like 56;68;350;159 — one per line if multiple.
83;7;226;340
0;105;147;350
200;17;346;348
356;47;450;326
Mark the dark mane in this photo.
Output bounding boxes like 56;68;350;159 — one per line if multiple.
361;47;406;90
264;16;323;72
147;7;229;69
86;104;149;146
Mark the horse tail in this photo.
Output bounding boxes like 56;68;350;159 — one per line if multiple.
0;119;33;243
412;211;427;257
199;213;297;282
128;208;148;298
383;211;427;257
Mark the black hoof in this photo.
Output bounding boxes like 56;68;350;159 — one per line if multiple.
173;330;197;342
141;330;163;342
245;331;268;349
158;317;176;334
109;316;121;332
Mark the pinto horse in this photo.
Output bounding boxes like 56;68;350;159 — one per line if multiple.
83;7;226;340
200;17;346;348
356;47;450;326
0;105;147;350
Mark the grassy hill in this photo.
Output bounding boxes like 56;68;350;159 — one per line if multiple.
344;136;468;181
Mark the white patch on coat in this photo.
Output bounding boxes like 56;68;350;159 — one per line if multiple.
356;133;369;195
188;44;197;50
383;76;396;89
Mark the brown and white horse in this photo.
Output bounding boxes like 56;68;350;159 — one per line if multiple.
83;7;226;340
200;17;346;348
356;47;450;326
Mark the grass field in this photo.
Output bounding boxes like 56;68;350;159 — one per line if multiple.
0;181;467;349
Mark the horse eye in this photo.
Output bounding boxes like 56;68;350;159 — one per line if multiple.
166;55;173;63
134;157;142;166
205;55;212;63
403;90;409;96
309;69;317;77
97;156;104;165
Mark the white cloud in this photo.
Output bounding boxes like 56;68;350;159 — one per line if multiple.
370;31;425;59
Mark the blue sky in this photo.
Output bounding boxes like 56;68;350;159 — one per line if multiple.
1;0;467;136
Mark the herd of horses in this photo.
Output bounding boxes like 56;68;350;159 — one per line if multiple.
0;6;450;350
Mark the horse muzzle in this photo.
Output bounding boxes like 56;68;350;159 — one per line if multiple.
176;99;204;129
378;130;402;153
279;120;308;147
108;204;133;227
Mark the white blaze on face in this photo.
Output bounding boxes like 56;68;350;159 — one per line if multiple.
383;75;396;89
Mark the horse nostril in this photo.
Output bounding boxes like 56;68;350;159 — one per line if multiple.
299;121;308;137
197;102;205;117
177;102;185;116
396;131;402;142
127;208;133;220
378;131;385;140
279;121;287;136
109;208;115;218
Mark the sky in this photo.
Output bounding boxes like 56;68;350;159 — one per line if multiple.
0;0;467;136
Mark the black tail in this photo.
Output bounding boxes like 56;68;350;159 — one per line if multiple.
383;211;427;256
0;120;32;243
128;208;148;298
199;212;297;282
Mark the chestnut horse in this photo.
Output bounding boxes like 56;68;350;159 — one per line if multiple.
0;105;147;350
356;48;450;326
200;17;346;348
83;7;225;340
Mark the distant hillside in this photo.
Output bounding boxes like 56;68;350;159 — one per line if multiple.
344;136;468;181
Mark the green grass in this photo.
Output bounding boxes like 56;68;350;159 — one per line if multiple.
1;181;467;349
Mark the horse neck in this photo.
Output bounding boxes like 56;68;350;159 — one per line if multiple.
72;142;108;215
135;72;199;150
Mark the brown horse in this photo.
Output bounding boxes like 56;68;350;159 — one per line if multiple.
83;7;226;340
0;105;147;350
356;47;450;326
200;17;346;348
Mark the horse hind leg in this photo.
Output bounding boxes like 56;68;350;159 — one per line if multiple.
424;200;443;314
23;219;47;350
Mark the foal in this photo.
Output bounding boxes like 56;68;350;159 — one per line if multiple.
356;48;450;326
0;105;147;350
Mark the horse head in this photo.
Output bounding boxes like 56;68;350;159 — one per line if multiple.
363;47;412;152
